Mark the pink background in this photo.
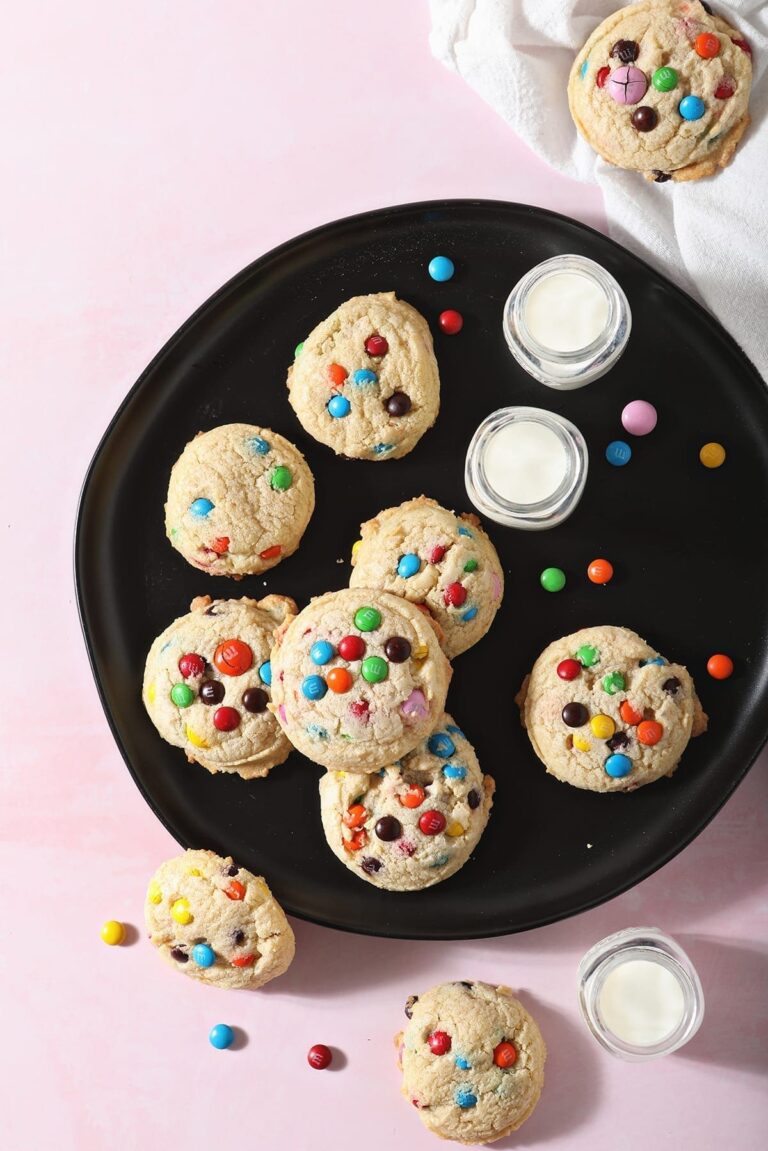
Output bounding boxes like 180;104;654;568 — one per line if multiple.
2;2;767;1148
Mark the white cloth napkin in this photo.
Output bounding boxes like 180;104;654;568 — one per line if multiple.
430;0;768;379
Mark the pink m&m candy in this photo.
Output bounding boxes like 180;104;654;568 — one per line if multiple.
621;400;657;436
608;66;648;105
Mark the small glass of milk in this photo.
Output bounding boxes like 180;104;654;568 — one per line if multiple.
504;254;631;389
578;927;705;1061
464;406;588;529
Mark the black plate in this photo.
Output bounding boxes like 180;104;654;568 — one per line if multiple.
75;199;768;940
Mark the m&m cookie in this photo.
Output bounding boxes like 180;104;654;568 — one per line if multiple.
319;713;495;891
142;595;296;779
269;588;452;772
145;850;294;990
516;625;707;793
568;1;752;182
165;423;315;576
396;981;546;1143
287;293;440;461
349;497;504;659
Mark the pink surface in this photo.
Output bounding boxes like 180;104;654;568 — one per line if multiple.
2;3;766;1148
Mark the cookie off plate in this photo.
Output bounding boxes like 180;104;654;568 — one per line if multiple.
76;200;768;939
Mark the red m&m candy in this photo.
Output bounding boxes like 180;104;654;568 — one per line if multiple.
214;639;253;676
213;706;240;732
557;659;581;681
427;1030;452;1055
339;635;366;661
343;804;368;829
418;810;446;836
365;335;388;357
179;652;206;678
715;77;736;99
308;1044;333;1070
439;310;463;335
732;37;752;57
596;65;611;87
429;545;447;564
259;544;282;560
443;582;467;608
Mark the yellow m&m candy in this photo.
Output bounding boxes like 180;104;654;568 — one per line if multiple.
446;821;466;838
148;880;162;904
590;714;615;740
101;920;126;946
700;442;726;468
185;725;209;749
573;735;591;752
171;898;193;925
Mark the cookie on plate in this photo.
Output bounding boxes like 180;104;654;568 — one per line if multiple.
143;594;296;779
270;588;452;772
165;423;315;576
145;849;295;989
349;497;504;658
516;625;707;792
568;1;752;182
396;981;546;1144
319;713;494;890
287;292;440;460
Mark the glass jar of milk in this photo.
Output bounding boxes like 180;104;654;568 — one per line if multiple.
578;927;705;1061
504;254;631;389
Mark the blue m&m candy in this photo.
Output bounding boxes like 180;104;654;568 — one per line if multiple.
259;660;272;685
443;764;467;780
605;753;633;778
606;440;632;467
428;255;455;282
428;732;456;758
461;607;478;622
302;675;327;701
640;656;667;667
455;1056;471;1070
454;1088;478;1109
328;395;351;418
192;943;215;968
310;640;335;666
397;553;421;578
352;369;378;386
248;436;270;454
679;95;705;120
189;498;214;517
209;1024;235;1050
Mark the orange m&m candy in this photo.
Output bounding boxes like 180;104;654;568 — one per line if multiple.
327;667;353;694
209;536;230;555
637;720;663;746
620;700;643;726
327;363;348;388
259;544;282;560
707;653;734;680
493;1041;517;1069
224;879;246;901
231;953;255;968
587;558;614;585
399;784;426;809
695;32;720;58
214;639;253;676
343;829;367;853
343;804;368;829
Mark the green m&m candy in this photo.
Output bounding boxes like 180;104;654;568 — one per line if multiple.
171;683;195;708
576;644;600;668
603;671;627;695
294;341;305;357
540;567;566;593
270;466;293;491
652;66;678;92
463;558;478;573
354;606;382;632
361;656;388;684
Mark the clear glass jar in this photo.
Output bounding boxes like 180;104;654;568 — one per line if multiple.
503;254;631;389
464;406;588;530
578;927;705;1062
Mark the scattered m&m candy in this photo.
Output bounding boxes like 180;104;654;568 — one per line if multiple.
302;675;327;700
307;1043;333;1070
100;920;126;946
652;66;678;92
419;810;447;836
209;1024;235;1050
493;1041;517;1068
354;606;382;632
606;440;632;467
310;640;335;666
695;32;720;58
397;553;421;578
179;652;206;678
428;1030;452;1055
213;706;240;732
439;309;464;335
328;395;351;419
707;653;733;680
557;658;581;681
588;558;614;585
605;753;632;778
214;639;253;677
189;497;214;518
540;567;566;593
192;943;216;968
700;441;726;468
428;255;455;282
365;334;388;357
621;400;657;436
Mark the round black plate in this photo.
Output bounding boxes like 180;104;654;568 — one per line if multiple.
75;200;768;940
